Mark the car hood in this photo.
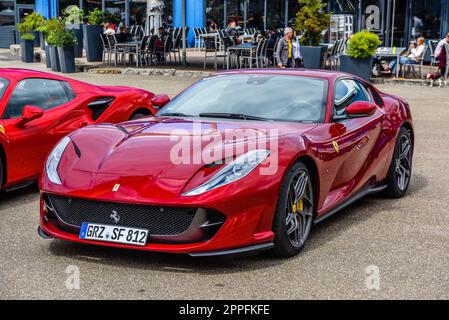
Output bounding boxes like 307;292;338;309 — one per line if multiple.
65;117;316;181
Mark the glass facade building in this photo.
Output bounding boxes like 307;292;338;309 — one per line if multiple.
0;0;445;48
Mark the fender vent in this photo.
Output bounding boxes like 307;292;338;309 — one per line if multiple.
87;97;115;121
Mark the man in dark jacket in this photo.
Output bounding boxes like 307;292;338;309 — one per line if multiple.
275;27;295;68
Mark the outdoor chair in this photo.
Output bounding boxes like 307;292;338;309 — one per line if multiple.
171;27;188;63
400;45;428;79
155;35;173;64
325;39;341;70
144;35;158;65
428;40;439;74
126;35;149;67
241;38;269;68
193;28;204;50
100;33;111;64
106;34;125;66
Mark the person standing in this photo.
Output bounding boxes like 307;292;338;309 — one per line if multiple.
275;27;295;68
292;32;303;68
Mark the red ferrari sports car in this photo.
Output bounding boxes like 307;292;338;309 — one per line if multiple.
39;70;414;258
0;68;157;191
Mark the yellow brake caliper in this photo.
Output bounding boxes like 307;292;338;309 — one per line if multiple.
292;199;304;213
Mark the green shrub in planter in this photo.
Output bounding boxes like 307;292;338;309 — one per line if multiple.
38;18;65;70
87;8;105;25
64;6;85;58
83;8;105;62
347;30;382;59
295;0;331;46
340;30;382;81
54;29;78;73
18;12;45;47
294;0;331;69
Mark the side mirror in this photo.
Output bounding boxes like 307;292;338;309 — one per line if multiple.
345;101;377;118
16;105;44;127
151;94;171;110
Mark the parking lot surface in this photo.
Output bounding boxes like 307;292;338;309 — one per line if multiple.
0;58;448;299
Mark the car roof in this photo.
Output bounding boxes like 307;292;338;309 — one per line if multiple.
0;68;67;81
211;69;346;82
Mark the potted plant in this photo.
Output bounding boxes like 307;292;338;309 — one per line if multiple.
340;30;382;81
295;0;331;69
65;5;84;58
54;29;78;73
37;18;64;70
83;8;104;62
20;12;45;48
18;32;35;63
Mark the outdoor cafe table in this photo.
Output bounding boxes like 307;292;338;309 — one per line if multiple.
226;43;257;69
375;47;407;78
199;33;220;49
114;41;140;67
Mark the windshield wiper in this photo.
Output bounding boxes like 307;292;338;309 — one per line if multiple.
198;113;269;121
159;112;193;117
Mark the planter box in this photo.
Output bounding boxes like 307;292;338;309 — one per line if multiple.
301;46;328;69
40;32;45;50
83;24;103;62
49;45;61;72
44;44;51;68
58;46;76;73
20;39;34;63
73;27;84;58
33;31;41;48
339;55;373;82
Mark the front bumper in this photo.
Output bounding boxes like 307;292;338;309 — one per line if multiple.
39;189;277;255
38;225;274;257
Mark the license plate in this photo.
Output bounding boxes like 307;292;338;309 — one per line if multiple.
80;223;148;247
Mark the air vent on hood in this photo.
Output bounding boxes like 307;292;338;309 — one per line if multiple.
87;97;115;121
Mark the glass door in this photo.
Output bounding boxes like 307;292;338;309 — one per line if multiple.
15;4;35;24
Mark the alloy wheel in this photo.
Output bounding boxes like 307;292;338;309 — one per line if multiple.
285;169;314;249
395;135;412;191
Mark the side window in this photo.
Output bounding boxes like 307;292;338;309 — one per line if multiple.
334;79;370;117
3;78;72;119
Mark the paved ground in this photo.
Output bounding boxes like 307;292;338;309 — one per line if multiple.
0;57;448;300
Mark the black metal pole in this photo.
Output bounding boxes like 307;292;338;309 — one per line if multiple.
182;0;188;66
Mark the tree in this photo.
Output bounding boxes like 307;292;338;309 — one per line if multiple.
295;0;331;46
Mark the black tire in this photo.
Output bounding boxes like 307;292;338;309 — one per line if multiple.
382;127;413;198
0;156;3;191
271;162;315;258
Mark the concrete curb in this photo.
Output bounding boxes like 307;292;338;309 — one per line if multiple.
88;67;212;78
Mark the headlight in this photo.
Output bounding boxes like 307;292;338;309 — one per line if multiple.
45;136;71;185
182;149;270;196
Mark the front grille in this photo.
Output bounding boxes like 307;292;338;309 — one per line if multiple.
46;194;197;236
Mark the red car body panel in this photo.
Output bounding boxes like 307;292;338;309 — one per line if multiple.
39;69;414;255
0;69;157;189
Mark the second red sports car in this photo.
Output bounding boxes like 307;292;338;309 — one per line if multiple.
39;70;414;258
0;68;159;192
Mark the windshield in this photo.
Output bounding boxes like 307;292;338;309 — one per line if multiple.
158;74;328;123
0;77;9;100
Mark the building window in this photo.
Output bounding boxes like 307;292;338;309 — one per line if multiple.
0;1;15;26
247;0;264;29
412;0;442;40
266;0;285;29
104;0;126;25
59;0;78;16
226;0;245;26
81;0;102;15
129;0;146;26
205;0;224;27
